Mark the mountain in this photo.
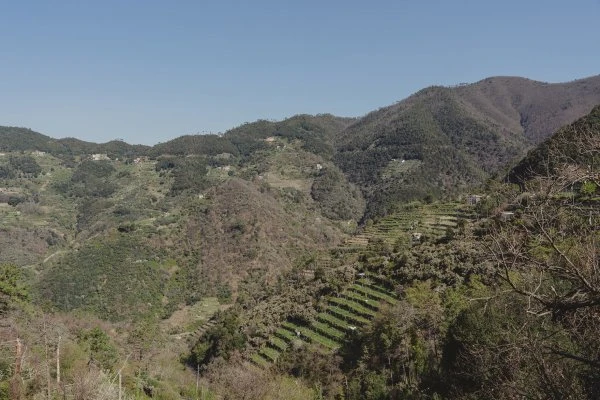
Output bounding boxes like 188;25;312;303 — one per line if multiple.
2;76;600;223
150;114;355;160
334;75;600;218
0;126;150;158
0;126;65;153
2;77;600;399
508;104;600;184
454;75;600;143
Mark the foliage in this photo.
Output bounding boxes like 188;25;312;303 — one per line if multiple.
150;134;239;157
3;84;600;399
442;293;589;399
311;166;365;220
168;156;209;195
0;264;29;313
0;155;42;179
190;309;246;366
508;105;600;184
37;234;167;320
68;160;117;197
8;155;42;177
483;107;600;397
334;89;526;218
0;126;149;157
77;327;119;371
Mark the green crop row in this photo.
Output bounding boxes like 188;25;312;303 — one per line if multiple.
328;297;377;318
317;312;354;331
310;320;345;340
342;291;381;311
327;306;370;325
269;336;288;351
275;327;300;343
250;353;270;367
351;284;398;304
282;321;339;350
260;346;281;362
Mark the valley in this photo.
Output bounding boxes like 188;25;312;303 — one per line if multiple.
1;78;600;399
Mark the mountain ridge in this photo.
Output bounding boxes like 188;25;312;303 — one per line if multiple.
2;74;600;219
333;74;600;217
2;75;599;150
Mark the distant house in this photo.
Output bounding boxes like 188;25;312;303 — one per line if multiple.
467;195;483;205
91;154;110;161
411;232;423;243
32;150;46;156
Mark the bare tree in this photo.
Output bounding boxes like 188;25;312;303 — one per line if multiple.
487;122;600;396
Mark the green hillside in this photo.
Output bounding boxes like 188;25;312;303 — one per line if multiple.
334;87;526;218
508;104;600;184
2;77;600;399
332;76;600;219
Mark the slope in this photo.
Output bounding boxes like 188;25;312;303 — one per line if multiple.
508;104;600;184
0;126;150;158
334;75;600;218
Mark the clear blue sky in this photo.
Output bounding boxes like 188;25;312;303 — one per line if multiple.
1;0;599;145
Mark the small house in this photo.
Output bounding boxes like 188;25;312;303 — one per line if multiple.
467;195;483;205
411;232;423;243
91;153;110;161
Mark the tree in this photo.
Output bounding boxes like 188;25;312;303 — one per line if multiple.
489;122;600;317
487;120;600;396
190;310;246;366
0;264;28;314
442;293;588;399
78;327;119;371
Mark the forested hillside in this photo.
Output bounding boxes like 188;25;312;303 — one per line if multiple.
508;104;600;183
184;103;600;399
1;76;599;399
334;75;600;218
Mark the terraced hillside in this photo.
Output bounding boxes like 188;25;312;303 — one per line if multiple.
344;201;477;250
250;274;398;367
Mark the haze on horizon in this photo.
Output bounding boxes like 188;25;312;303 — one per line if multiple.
1;0;599;145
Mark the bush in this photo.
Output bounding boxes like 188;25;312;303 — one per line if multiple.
190;310;246;366
8;155;42;177
7;196;23;206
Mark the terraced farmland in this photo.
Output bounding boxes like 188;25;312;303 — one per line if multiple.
249;277;398;367
349;283;398;305
342;201;477;249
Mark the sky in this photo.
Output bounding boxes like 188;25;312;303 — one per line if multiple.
1;0;599;145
